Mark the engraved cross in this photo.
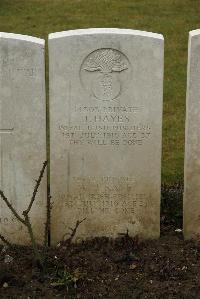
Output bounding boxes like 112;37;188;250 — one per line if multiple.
0;128;14;135
0;127;14;186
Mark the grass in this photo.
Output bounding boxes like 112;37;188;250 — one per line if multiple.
0;0;199;183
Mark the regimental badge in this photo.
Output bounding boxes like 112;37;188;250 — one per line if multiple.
80;48;131;101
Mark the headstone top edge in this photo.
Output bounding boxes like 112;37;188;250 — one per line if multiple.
48;28;164;41
0;32;45;45
189;29;200;38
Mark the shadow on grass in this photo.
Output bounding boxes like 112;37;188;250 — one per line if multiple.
161;183;183;229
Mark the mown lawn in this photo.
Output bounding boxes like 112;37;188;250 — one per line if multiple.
0;0;199;183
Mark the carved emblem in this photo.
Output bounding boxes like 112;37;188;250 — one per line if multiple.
80;48;131;101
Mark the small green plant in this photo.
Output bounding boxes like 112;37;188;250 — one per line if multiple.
51;266;82;290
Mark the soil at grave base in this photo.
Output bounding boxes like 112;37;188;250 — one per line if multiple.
0;184;199;299
0;226;197;299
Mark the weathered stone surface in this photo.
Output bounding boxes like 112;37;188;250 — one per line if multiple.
184;29;200;239
49;28;164;244
0;33;46;245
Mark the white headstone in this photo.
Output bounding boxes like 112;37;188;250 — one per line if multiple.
49;28;164;244
0;33;46;245
184;29;200;239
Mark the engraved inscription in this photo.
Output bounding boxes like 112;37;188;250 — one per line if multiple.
0;55;40;78
59;176;150;216
80;48;131;101
59;104;151;146
59;123;151;146
0;217;23;232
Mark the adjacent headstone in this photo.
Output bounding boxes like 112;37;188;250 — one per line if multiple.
184;29;200;239
49;28;164;244
0;33;46;245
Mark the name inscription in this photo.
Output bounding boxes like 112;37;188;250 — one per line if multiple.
60;176;150;216
59;105;151;146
